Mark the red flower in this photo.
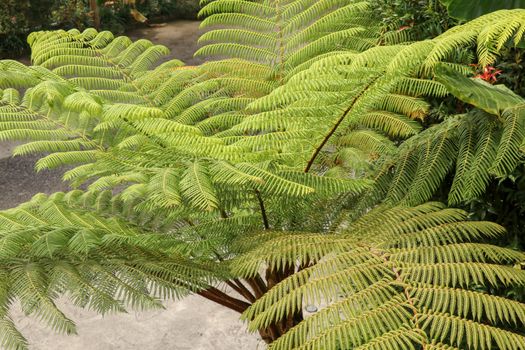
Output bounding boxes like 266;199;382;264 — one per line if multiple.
474;66;502;83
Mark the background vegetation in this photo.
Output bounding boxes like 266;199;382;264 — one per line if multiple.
0;0;200;58
372;0;525;255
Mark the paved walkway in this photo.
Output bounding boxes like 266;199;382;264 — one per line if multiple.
128;20;206;65
12;296;261;350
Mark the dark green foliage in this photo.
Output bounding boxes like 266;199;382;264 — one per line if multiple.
139;0;201;19
0;0;56;57
0;0;201;58
370;0;456;41
440;0;525;21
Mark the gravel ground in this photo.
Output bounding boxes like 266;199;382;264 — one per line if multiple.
3;21;262;349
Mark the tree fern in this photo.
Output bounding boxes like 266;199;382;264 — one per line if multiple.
372;64;525;206
238;204;525;350
0;1;525;349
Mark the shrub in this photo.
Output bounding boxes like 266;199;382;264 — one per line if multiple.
0;0;55;57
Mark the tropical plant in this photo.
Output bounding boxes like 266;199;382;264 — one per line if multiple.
0;1;525;349
241;203;525;349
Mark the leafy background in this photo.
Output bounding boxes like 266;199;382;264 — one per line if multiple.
0;0;200;58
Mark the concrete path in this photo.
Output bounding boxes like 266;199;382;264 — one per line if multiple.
2;21;262;349
12;296;262;350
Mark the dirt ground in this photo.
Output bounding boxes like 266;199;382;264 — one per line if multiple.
127;20;207;66
3;21;262;349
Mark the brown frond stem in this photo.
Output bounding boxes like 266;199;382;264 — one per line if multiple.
226;279;256;303
259;324;281;344
255;190;270;229
198;287;251;314
304;75;381;173
372;249;427;349
245;275;267;298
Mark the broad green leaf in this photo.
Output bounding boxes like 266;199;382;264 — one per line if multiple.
435;64;525;116
439;0;525;21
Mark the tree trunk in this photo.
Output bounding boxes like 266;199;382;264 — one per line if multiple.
258;325;281;344
198;269;303;344
257;311;304;344
89;0;100;30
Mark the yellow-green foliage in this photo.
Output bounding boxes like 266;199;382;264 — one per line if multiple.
238;204;525;349
0;1;525;349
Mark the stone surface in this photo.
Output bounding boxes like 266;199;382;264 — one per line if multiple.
12;296;262;350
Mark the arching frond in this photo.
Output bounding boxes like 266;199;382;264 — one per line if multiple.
239;204;525;350
0;195;224;349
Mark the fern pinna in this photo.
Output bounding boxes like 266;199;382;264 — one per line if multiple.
0;0;525;349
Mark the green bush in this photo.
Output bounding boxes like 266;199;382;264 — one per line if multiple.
0;0;200;58
0;0;55;57
171;0;201;19
99;0;200;33
51;0;92;30
137;0;201;20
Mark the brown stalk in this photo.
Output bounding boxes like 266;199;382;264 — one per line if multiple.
304;76;380;173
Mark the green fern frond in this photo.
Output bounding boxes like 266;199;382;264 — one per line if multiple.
240;204;525;350
198;0;276;18
276;170;372;196
358;111;422;138
0;316;29;350
0;195;222;346
180;161;220;211
200;13;275;32
35;150;100;171
490;106;525;178
338;130;396;155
